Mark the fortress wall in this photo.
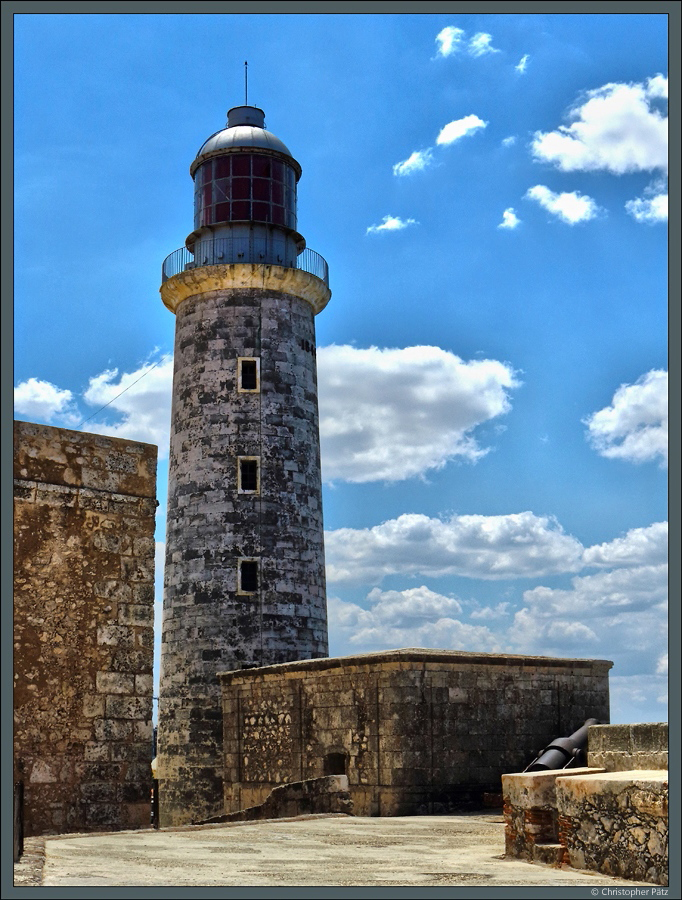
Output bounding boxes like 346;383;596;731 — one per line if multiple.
13;421;157;835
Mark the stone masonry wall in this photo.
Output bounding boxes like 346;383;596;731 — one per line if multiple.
158;284;328;826
557;771;668;885
220;649;611;817
588;723;668;772
13;421;157;836
502;768;606;862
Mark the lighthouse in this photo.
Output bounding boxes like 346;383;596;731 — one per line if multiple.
157;105;330;826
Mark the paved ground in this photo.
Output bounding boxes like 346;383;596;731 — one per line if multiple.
13;812;651;888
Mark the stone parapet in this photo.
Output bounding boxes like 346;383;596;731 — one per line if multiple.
502;768;606;862
588;723;668;772
556;771;668;885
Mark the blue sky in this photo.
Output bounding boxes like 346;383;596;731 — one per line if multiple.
14;12;669;724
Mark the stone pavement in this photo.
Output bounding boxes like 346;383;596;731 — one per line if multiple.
14;812;650;888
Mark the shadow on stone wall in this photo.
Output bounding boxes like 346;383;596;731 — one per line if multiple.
195;775;353;825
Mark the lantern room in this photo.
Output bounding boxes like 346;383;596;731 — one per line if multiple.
185;105;305;268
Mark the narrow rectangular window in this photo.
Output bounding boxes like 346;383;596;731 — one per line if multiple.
238;457;260;494
238;357;260;392
239;559;259;594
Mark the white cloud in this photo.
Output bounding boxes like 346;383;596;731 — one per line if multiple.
434;26;500;60
470;602;510;621
317;344;519;483
584;370;668;466
392;148;434;176
510;562;667;676
366;585;464;622
515;54;529;73
325;511;585;585
656;653;668;675
645;73;668;99
436;114;487;146
14;377;80;425
468;33;499;57
531;76;668;174
435;25;465;58
328;589;499;655
80;353;174;454
519;564;668;619
502;136;516;147
582;522;668;569
626;190;668;223
366;215;418;235
498;208;520;229
525;184;600;224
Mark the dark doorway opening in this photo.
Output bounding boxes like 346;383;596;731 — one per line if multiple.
323;752;347;776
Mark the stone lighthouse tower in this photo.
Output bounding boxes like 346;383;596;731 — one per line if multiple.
157;105;330;826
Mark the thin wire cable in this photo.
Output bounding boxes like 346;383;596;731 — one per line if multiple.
76;357;164;428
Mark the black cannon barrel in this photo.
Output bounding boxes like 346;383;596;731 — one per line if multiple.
525;718;601;772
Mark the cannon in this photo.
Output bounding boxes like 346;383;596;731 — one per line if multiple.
524;718;601;772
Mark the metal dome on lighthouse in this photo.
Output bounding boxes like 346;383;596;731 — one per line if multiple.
157;97;331;827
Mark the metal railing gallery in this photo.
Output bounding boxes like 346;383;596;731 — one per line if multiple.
161;239;329;287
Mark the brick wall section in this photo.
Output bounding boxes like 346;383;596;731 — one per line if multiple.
158;285;328;827
588;723;668;771
220;649;611;817
13;421;157;836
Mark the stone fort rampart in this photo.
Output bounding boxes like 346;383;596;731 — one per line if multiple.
13;421;157;836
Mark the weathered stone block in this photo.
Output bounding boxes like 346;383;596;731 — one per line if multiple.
96;672;134;694
105;696;151;719
94;718;133;742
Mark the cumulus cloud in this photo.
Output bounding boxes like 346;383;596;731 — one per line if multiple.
470;602;511;621
328;588;499;655
626;187;668;223
582;522;668;569
502;136;516;147
509;562;667;675
468;32;499;57
325;511;585;585
498;208;520;229
317;344;519;483
525;184;600;224
531;76;668;174
14;377;80;425
519;564;668;619
435;26;464;58
366;585;464;622
392;149;434;176
366;215;418;235
584;370;668;466
515;54;529;73
80;353;174;453
436;114;487;146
